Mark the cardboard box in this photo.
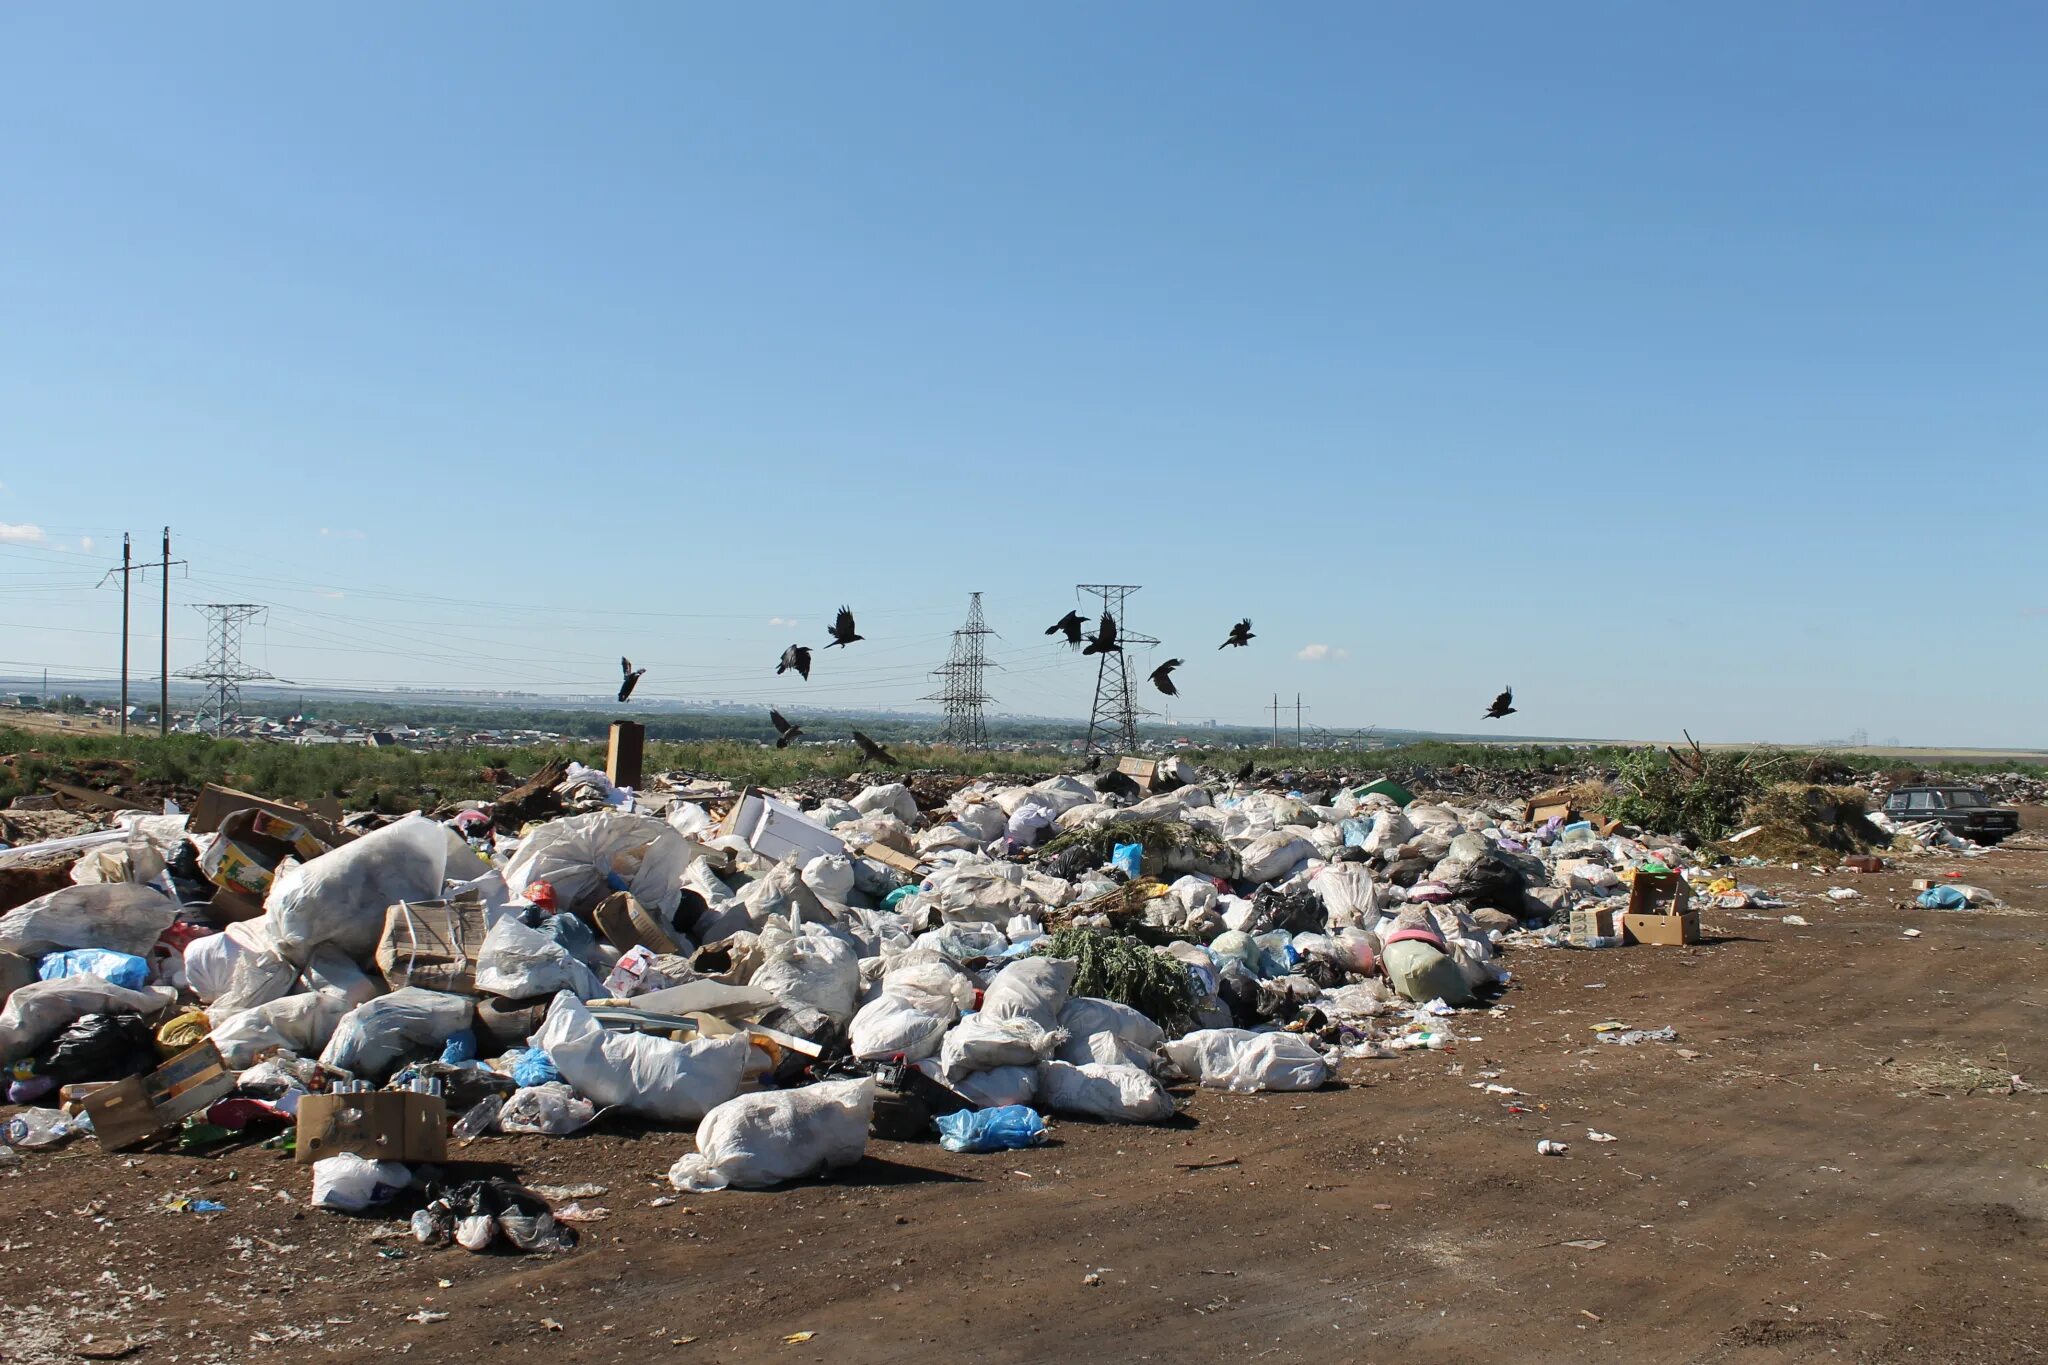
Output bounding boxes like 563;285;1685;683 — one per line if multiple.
1625;869;1692;918
1569;907;1617;945
1116;757;1157;792
295;1090;448;1165
376;892;489;994
606;721;646;790
85;1040;236;1150
200;807;334;898
205;886;267;924
189;783;344;838
1622;909;1702;946
1523;788;1578;824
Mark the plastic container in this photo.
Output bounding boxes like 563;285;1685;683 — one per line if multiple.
3;1108;83;1149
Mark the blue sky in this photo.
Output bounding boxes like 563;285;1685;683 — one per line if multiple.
3;3;2044;746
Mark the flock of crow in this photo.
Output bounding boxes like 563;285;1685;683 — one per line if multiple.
613;603;1522;761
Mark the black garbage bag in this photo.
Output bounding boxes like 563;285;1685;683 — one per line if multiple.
164;841;214;906
34;1012;156;1084
1249;885;1324;936
412;1176;575;1254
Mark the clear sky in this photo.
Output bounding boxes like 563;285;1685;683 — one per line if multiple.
3;3;2044;746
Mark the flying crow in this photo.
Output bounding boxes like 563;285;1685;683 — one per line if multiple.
852;730;898;767
1484;686;1516;720
1149;658;1183;697
777;644;812;681
617;657;646;703
826;605;863;649
769;709;803;749
1219;619;1254;649
1046;610;1086;647
1082;612;1120;656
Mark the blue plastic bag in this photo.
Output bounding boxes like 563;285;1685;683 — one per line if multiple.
882;885;922;912
509;1047;562;1088
37;948;150;991
936;1105;1047;1153
1340;817;1372;849
440;1030;478;1064
1916;886;1970;910
1111;843;1143;879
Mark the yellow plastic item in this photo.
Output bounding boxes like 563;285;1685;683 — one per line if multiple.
156;1008;211;1055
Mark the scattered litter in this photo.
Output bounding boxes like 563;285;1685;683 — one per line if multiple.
1781;915;1810;927
1586;1130;1617;1143
1597;1026;1678;1046
1537;1140;1570;1156
404;1310;449;1325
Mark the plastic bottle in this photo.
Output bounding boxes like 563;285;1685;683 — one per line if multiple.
4;1108;83;1149
451;1096;503;1144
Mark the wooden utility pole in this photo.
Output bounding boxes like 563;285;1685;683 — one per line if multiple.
160;528;172;735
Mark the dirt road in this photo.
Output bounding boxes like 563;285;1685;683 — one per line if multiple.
5;849;2045;1365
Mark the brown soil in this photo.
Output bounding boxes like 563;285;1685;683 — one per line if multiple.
4;847;2046;1364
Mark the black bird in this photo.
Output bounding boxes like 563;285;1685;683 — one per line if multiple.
1235;758;1256;783
852;730;898;767
1149;658;1183;697
769;709;803;749
617;657;647;703
1081;612;1120;656
826;605;863;649
1218;619;1254;649
777;644;813;681
1084;752;1103;772
1484;685;1516;719
1046;610;1086;647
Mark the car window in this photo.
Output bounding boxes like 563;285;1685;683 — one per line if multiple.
1943;790;1984;808
1884;794;1907;812
1907;791;1940;810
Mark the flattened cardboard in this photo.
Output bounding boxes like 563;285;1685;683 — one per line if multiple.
86;1040;235;1151
1622;910;1702;947
860;841;923;877
189;783;345;839
295;1091;448;1165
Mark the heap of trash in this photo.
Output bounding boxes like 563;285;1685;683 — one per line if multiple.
0;759;1736;1232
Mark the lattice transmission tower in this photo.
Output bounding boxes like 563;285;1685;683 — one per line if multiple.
1077;583;1157;755
175;603;275;733
923;592;997;749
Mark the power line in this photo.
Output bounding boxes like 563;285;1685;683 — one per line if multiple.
1078;584;1157;754
174;604;277;734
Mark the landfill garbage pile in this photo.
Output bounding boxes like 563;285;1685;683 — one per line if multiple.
0;755;1915;1225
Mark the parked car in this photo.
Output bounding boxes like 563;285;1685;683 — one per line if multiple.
1881;785;2019;845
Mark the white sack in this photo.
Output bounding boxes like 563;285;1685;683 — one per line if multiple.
1039;1059;1175;1123
1240;831;1316;884
750;932;861;1024
475;916;605;1001
501;811;696;917
937;1013;1063;1080
0;978;175;1063
953;1063;1039;1109
1055;996;1165;1060
848;992;953;1061
319;987;474;1078
0;883;178;958
268;815;447;963
978;956;1076;1032
851;783;918;826
668;1077;875;1193
532;991;749;1123
1162;1028;1328;1093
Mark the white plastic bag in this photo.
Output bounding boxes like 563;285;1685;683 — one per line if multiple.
667;1077;875;1193
937;1013;1063;1080
881;960;977;1015
204;946;301;1024
302;945;383;1006
269;815;448;962
1162;1028;1328;1093
848;992;953;1061
851;783;918;826
1312;864;1381;928
1039;1059;1175;1123
501;811;696;917
0;978;175;1063
182;931;245;1003
497;1082;598;1135
475;916;604;1001
319;987;474;1078
532;991;748;1123
979;957;1076;1032
310;1153;411;1211
953;1063;1039;1110
210;990;351;1068
750;932;860;1024
1054;997;1165;1062
0;883;178;958
951;803;1009;844
1240;831;1316;884
801;854;857;906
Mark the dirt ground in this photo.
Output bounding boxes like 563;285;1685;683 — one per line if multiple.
5;843;2046;1365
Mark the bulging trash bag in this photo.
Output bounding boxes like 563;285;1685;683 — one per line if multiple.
979;957;1077;1033
851;783;918;826
881;960;977;1016
475;916;605;1001
501;811;696;918
1239;831;1316;884
801;854;857;906
751;931;861;1024
0;978;174;1064
917;823;983;856
1311;864;1381;928
1025;776;1096;817
667;1076;876;1193
913;921;1011;964
310;1153;411;1212
532;991;748;1123
211;990;352;1068
36;948;150;991
1004;802;1057;849
269;815;448;963
1162;1028;1329;1093
951;803;1008;844
319;987;474;1079
936;1104;1046;1153
68;837;167;887
205;946;302;1024
1039;1059;1175;1123
34;1011;157;1084
1054;997;1165;1062
496;1082;598;1135
1078;1029;1160;1072
182;932;245;1003
0;884;178;959
302;945;383;1007
937;1014;1063;1080
952;1062;1038;1110
848;992;953;1062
